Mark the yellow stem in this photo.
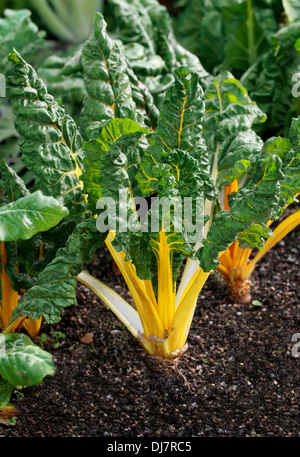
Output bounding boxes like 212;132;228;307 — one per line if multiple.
168;268;210;352
155;230;176;331
247;210;300;277
105;233;164;339
0;241;19;331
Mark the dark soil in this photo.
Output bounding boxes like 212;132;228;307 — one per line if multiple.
0;225;299;437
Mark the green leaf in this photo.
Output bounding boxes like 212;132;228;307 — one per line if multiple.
6;50;86;210
109;0;207;107
174;1;225;74
220;0;277;74
0;160;29;203
241;44;300;136
136;66;213;198
80;13;137;139
9;217;103;325
37;46;87;118
0;333;55;387
108;0;158;55
0;191;69;242
0;9;45;74
278;116;300;206
203;72;266;188
0;377;14;408
82;118;149;207
237;224;273;249
126;65;159;129
197;145;285;271
283;0;300;23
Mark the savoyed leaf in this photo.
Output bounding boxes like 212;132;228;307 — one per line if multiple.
136;66;214;198
0;377;14;408
126;65;159;129
37;46;87;120
7;50;86;210
0;333;55;387
203;72;266;189
80;13;137;140
278;116;300;206
0;160;29;203
283;0;300;23
109;0;208;107
0;191;69;242
108;0;158;54
82;118;149;207
220;0;277;75
0;9;45;74
197;145;285;271
241;36;300;136
175;0;277;77
9;216;103;325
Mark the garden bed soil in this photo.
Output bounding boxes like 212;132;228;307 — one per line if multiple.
0;226;299;437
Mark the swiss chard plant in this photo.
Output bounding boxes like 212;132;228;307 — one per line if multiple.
0;169;67;413
0;43;103;410
69;15;300;364
3;10;300;372
200;73;300;304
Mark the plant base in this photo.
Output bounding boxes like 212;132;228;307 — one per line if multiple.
227;278;252;305
144;343;188;373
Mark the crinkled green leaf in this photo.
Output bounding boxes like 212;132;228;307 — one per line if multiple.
237;224;273;249
174;1;224;74
9;217;103;325
0;160;28;203
0;333;55;387
197;146;285;271
241;34;300;136
109;0;207;107
7;50;86;210
37;46;86;120
279;116;300;206
203;72;266;189
175;0;277;77
283;0;300;23
82;118;149;207
220;0;277;75
0;376;14;408
0;9;45;74
126;65;159;129
272;20;300;49
136;66;215;199
100;69;216;283
80;13;137;140
0;190;69;242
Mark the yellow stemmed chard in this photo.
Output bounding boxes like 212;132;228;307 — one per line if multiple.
196;72;300;305
5;14;300;370
76;18;300;365
218;181;300;304
0;182;67;411
0;178;68;337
